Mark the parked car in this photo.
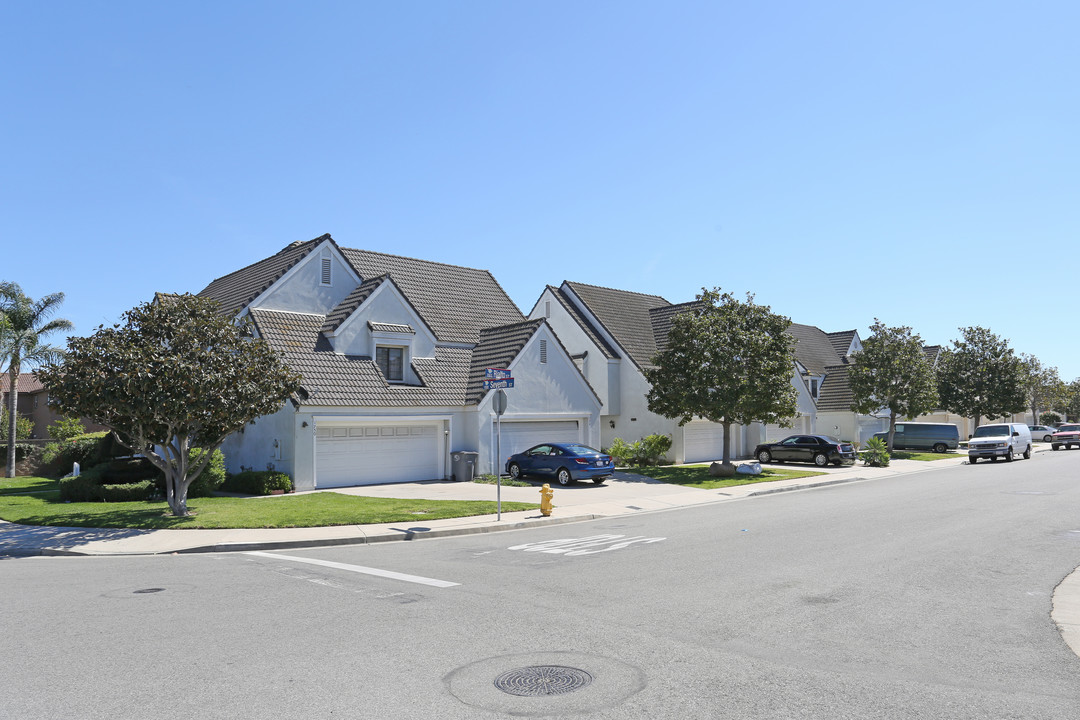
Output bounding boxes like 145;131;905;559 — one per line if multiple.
872;422;960;452
1050;424;1080;451
968;423;1032;463
754;435;857;467
1028;425;1058;442
506;443;614;485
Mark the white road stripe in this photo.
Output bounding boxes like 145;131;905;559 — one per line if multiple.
245;551;460;588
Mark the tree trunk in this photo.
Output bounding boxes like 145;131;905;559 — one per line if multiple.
886;412;896;454
6;361;19;478
721;421;732;466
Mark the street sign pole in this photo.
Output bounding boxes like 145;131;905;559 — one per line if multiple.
493;388;507;520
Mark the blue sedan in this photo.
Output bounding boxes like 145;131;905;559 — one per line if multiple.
505;443;614;485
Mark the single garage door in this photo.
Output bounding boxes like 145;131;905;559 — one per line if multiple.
499;420;581;458
683;421;726;463
316;423;441;488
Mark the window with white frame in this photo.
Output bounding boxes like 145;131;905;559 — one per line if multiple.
376;346;404;382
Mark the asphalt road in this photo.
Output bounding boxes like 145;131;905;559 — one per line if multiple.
3;451;1080;719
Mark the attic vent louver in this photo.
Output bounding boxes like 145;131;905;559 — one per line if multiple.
540;339;548;364
321;258;332;285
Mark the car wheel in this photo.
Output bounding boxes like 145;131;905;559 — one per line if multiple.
813;452;828;467
508;463;523;479
969;457;977;464
990;456;998;462
757;450;772;463
1023;445;1031;460
1044;434;1053;442
592;477;605;485
556;468;573;486
1005;448;1014;462
1052;444;1060;451
933;443;947;454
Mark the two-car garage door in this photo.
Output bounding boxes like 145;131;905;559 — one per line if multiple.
315;422;441;488
499;420;581;457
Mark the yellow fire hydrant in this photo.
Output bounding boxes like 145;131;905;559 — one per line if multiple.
540;483;554;517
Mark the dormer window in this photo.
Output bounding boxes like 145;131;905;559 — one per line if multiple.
321;258;332;286
810;378;820;398
376;346;404;382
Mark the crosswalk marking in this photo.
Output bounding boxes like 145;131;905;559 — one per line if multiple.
245;551;460;588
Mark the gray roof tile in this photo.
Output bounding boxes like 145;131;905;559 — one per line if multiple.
826;330;857;361
788;323;845;375
817;363;855;412
250;309;470;407
321;275;386;334
341;247;523;344
563;281;671;370
547;286;619;360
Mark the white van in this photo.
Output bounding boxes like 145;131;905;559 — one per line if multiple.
968;423;1033;463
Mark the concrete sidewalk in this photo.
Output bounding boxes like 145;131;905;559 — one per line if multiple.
0;455;964;557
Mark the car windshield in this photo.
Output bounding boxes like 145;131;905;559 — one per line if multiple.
972;425;1008;438
1059;425;1080;432
563;444;601;455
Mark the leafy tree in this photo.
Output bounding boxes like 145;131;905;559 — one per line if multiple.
848;320;938;452
645;288;799;468
47;416;86;441
1040;411;1062;426
1;411;33;442
1019;354;1061;424
936;326;1026;429
38;295;301;516
0;282;72;477
1059;378;1080;422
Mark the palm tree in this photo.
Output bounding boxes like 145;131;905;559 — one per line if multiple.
0;282;72;477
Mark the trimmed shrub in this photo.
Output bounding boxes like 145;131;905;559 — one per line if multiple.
860;436;891;467
186;448;226;497
59;466;155;502
221;470;293;496
103;457;160;485
607;434;672;466
1041;412;1062;426
0;442;35;463
41;432;111;475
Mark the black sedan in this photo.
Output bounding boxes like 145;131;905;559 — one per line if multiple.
754;435;857;467
506;443;614;485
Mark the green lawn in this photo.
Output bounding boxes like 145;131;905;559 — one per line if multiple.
0;476;60;495
0;478;539;529
625;464;826;490
889;451;961;462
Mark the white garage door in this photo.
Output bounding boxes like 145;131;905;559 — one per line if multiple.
499;421;581;457
683;421;726;463
316;423;441;488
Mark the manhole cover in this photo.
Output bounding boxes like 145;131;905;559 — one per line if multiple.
133;588;165;594
493;665;593;697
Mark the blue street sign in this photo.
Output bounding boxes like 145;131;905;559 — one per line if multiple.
485;368;512;380
483;378;515;390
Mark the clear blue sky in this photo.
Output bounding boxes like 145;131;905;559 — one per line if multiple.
4;1;1077;381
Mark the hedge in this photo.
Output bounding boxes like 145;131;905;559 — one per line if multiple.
221;470;293;496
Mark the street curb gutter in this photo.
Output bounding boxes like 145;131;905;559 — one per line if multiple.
15;513;602;557
746;477;862;496
1052;565;1080;659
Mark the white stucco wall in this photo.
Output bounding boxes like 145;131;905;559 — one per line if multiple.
329;283;437;361
529;288;612;408
475;325;603;474
254;245;358;316
219;403;296;476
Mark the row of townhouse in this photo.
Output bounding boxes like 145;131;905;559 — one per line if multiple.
191;234;891;492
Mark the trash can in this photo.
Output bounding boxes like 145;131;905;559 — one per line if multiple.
450;451;479;482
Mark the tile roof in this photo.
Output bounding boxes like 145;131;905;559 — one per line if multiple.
788;323;845;375
466;319;544;404
198;235;329;317
923;345;943;366
249;309;470;407
341;247;524;344
826;330;857;361
545;286;618;360
563;281;671;371
0;373;45;395
817;363;855;412
650;301;703;356
321;275;387;334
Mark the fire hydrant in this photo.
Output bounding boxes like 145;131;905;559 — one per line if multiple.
539;483;554;517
